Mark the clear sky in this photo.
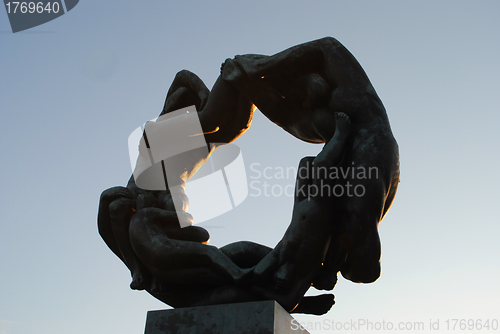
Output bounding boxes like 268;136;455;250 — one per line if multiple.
1;1;499;334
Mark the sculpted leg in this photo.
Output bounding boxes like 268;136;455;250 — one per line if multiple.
234;37;370;88
314;111;351;167
109;198;151;290
98;186;151;290
97;187;130;261
129;208;251;285
233;39;325;79
306;112;352;289
220;58;290;130
219;241;272;268
271;113;352;291
162;86;199;115
198;75;255;145
159;69;255;145
162;70;209;114
255;147;355;309
339;199;382;283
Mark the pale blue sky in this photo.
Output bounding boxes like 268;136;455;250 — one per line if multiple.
1;1;499;334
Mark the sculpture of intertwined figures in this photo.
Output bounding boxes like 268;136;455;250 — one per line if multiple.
97;37;399;315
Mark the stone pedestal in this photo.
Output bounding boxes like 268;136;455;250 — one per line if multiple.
144;300;310;334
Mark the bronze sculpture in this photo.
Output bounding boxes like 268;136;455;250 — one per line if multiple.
98;37;399;315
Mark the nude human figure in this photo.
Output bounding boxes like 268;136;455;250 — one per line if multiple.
98;181;216;290
160;69;257;148
98;68;257;290
99;37;398;314
98;68;336;314
128;204;335;314
98;113;345;315
99;177;335;313
248;112;351;312
221;37;400;283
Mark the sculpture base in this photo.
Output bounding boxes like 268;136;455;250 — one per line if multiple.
144;300;310;334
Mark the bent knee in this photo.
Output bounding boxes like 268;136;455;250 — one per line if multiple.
175;69;193;80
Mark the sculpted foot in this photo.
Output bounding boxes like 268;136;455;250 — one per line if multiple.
314;112;352;167
130;267;150;290
312;267;338;291
221;58;245;83
292;294;335;315
232;54;264;78
334;112;351;136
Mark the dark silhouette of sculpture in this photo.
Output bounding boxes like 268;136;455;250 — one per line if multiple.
98;37;399;315
97;66;337;314
221;37;399;283
98;68;257;291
